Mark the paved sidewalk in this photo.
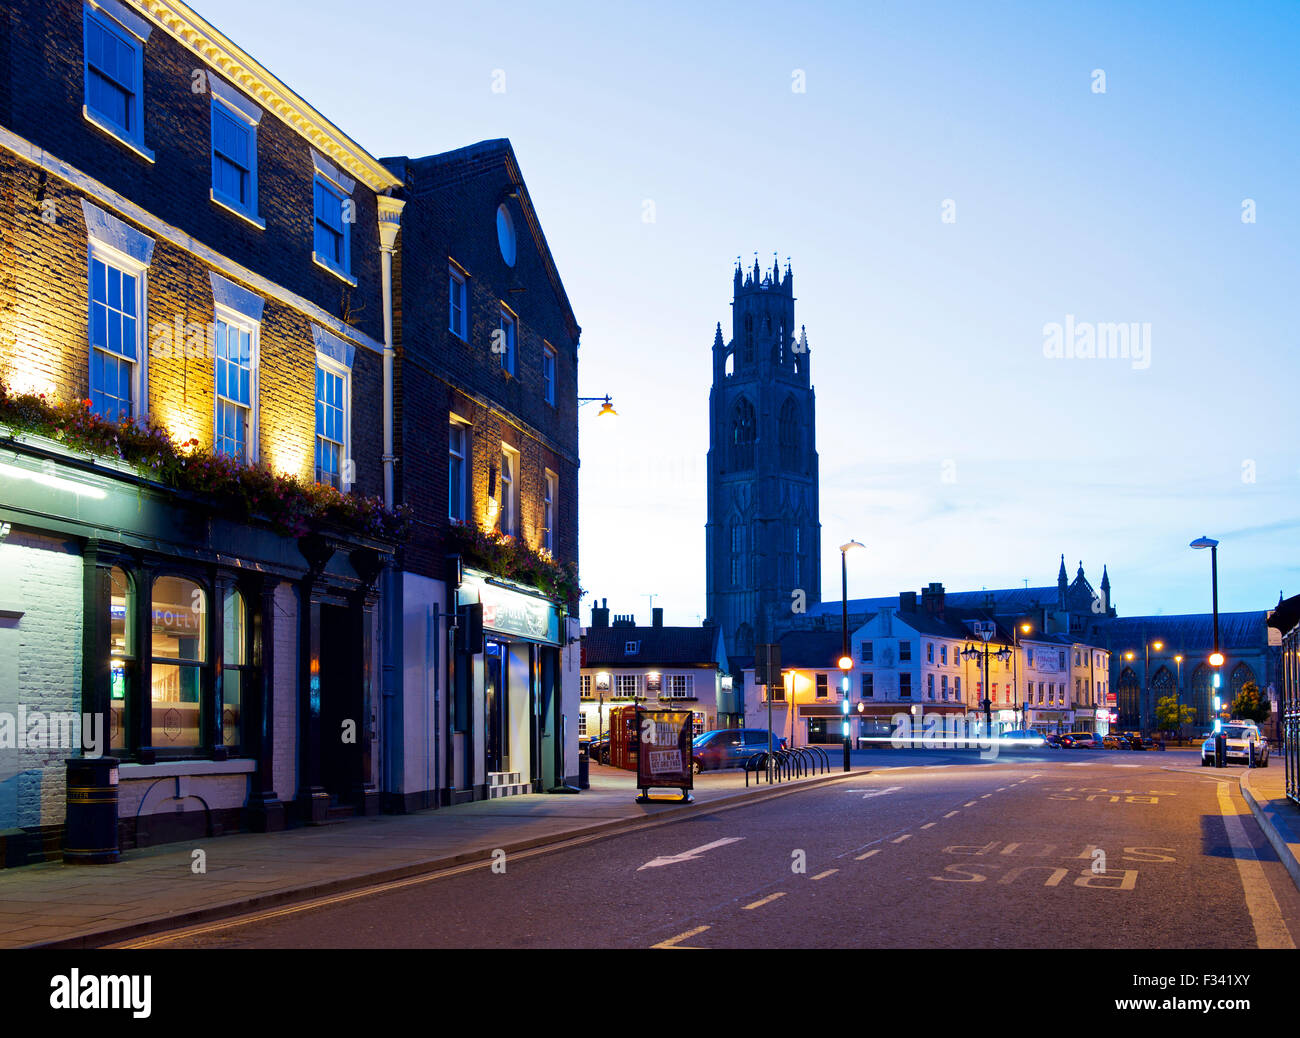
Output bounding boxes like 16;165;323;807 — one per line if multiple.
1241;766;1300;892
0;764;858;950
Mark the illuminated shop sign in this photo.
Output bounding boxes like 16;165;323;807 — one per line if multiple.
459;569;560;645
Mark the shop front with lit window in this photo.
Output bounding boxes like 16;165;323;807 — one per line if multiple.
0;435;393;858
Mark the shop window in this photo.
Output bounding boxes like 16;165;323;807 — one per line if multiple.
109;566;134;753
150;575;207;752
222;588;246;749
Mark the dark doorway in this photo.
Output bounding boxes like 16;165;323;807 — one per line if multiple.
319;603;361;803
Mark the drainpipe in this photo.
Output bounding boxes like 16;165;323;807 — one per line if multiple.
376;195;405;509
376;194;405;802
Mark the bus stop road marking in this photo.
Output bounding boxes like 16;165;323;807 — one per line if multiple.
1216;783;1295;949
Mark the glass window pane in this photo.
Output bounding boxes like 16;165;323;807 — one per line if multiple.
152;576;206;662
222;669;242;748
151;663;202;749
223;590;245;665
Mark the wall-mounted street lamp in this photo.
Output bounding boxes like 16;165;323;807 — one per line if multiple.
579;394;617;417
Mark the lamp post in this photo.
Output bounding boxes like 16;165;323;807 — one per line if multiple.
838;540;865;772
962;622;1011;736
1191;536;1226;734
1123;638;1163;735
1014;622;1031;731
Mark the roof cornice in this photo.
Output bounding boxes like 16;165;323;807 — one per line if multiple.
131;1;402;193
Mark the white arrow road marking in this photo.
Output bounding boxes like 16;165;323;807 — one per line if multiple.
638;837;744;871
846;785;903;799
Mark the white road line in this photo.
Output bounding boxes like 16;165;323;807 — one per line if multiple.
652;925;711;949
1114;764;1140;768
980;794;992;799
638;837;744;871
1216;783;1296;949
811;869;839;881
856;849;881;860
1064;762;1090;767
921;822;937;829
848;785;904;799
892;834;912;843
944;811;959;818
744;893;786;910
964;801;977;807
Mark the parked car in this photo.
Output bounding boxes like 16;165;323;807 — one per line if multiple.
1064;732;1100;749
1044;734;1065;748
691;729;786;773
1102;734;1128;750
1122;731;1154;750
585;734;611;765
1200;722;1269;767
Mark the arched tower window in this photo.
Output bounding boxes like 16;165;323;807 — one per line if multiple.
1117;667;1141;729
779;397;800;469
1230;662;1257;703
1191;664;1214;727
744;315;754;363
730;398;756;470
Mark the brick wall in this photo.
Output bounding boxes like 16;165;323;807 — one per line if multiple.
387;145;579;600
0;532;84;830
2;0;386;344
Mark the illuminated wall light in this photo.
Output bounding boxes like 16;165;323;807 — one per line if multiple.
0;460;107;499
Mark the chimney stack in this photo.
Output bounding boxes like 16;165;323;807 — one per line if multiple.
591;598;610;628
652;607;663;628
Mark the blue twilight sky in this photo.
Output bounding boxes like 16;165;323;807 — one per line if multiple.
202;0;1299;624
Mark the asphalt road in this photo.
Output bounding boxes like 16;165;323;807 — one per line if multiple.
121;749;1300;949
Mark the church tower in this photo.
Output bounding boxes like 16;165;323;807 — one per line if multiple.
706;256;821;658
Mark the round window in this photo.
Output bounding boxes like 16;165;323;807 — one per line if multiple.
496;203;516;267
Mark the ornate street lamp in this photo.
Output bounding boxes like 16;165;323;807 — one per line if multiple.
962;622;1012;734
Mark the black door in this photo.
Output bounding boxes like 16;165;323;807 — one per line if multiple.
319;603;360;803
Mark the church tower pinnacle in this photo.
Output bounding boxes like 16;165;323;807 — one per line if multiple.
706;257;821;658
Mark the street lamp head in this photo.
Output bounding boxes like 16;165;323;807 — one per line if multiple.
1152;641;1163;652
837;655;853;671
597;395;618;417
1189;536;1219;550
1020;623;1031;634
1124;651;1135;661
1209;651;1225;667
839;539;865;554
1174;654;1183;663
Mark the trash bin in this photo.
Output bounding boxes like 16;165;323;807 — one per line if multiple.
577;747;590;790
63;757;120;864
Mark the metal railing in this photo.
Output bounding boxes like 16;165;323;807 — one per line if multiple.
743;745;831;786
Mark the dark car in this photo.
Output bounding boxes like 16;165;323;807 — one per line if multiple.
584;734;611;765
1123;731;1151;750
1064;732;1101;749
1044;734;1065;748
692;729;785;773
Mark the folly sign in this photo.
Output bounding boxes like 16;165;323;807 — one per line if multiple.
459;568;560;645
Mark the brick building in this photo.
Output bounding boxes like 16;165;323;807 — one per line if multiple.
0;0;404;861
380;141;582;805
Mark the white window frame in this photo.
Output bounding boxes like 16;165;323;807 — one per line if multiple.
449;417;470;521
498;307;517;375
615;674;639;697
449;265;468;341
542;469;557;555
84;200;153;421
315;353;352;491
209;77;263;229
212;305;260;464
580;674;592;699
543;343;556;405
82;0;154;162
311;151;355;285
499;444;519;537
664;674;694;699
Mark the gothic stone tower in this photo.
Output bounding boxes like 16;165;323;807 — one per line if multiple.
706;257;821;658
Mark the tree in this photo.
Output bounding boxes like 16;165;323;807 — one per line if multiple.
1155;695;1195;737
1231;680;1271;724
